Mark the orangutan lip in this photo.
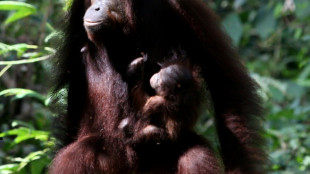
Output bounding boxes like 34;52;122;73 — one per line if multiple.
84;20;103;27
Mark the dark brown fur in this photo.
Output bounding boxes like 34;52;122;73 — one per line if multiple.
50;0;267;173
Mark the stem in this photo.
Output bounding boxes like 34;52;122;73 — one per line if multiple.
0;64;12;77
0;55;51;65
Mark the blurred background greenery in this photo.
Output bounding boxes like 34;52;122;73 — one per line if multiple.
0;0;309;173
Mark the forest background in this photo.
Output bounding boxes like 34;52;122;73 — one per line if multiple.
0;0;309;173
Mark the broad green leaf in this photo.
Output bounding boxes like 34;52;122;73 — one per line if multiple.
222;13;243;46
18;150;48;171
30;157;50;174
294;28;303;39
0;127;49;144
0;164;19;173
274;3;284;18
269;85;285;102
286;82;305;99
0;1;35;11
0;1;37;25
255;7;276;39
5;11;33;25
0;88;46;104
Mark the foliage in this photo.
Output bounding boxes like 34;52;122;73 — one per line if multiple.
0;1;36;25
0;0;309;173
0;0;64;173
209;0;310;173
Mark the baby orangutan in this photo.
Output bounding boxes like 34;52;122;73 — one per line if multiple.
119;55;223;173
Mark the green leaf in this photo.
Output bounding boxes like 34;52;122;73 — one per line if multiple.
18;151;47;171
0;164;19;173
44;31;61;43
269;85;285;102
294;28;303;40
30;157;50;174
255;7;276;39
64;0;73;11
286;82;305;99
0;127;49;145
274;3;284;18
222;13;243;46
0;88;46;104
0;1;37;25
0;43;38;57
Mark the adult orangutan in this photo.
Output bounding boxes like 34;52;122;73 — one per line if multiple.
49;0;267;173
